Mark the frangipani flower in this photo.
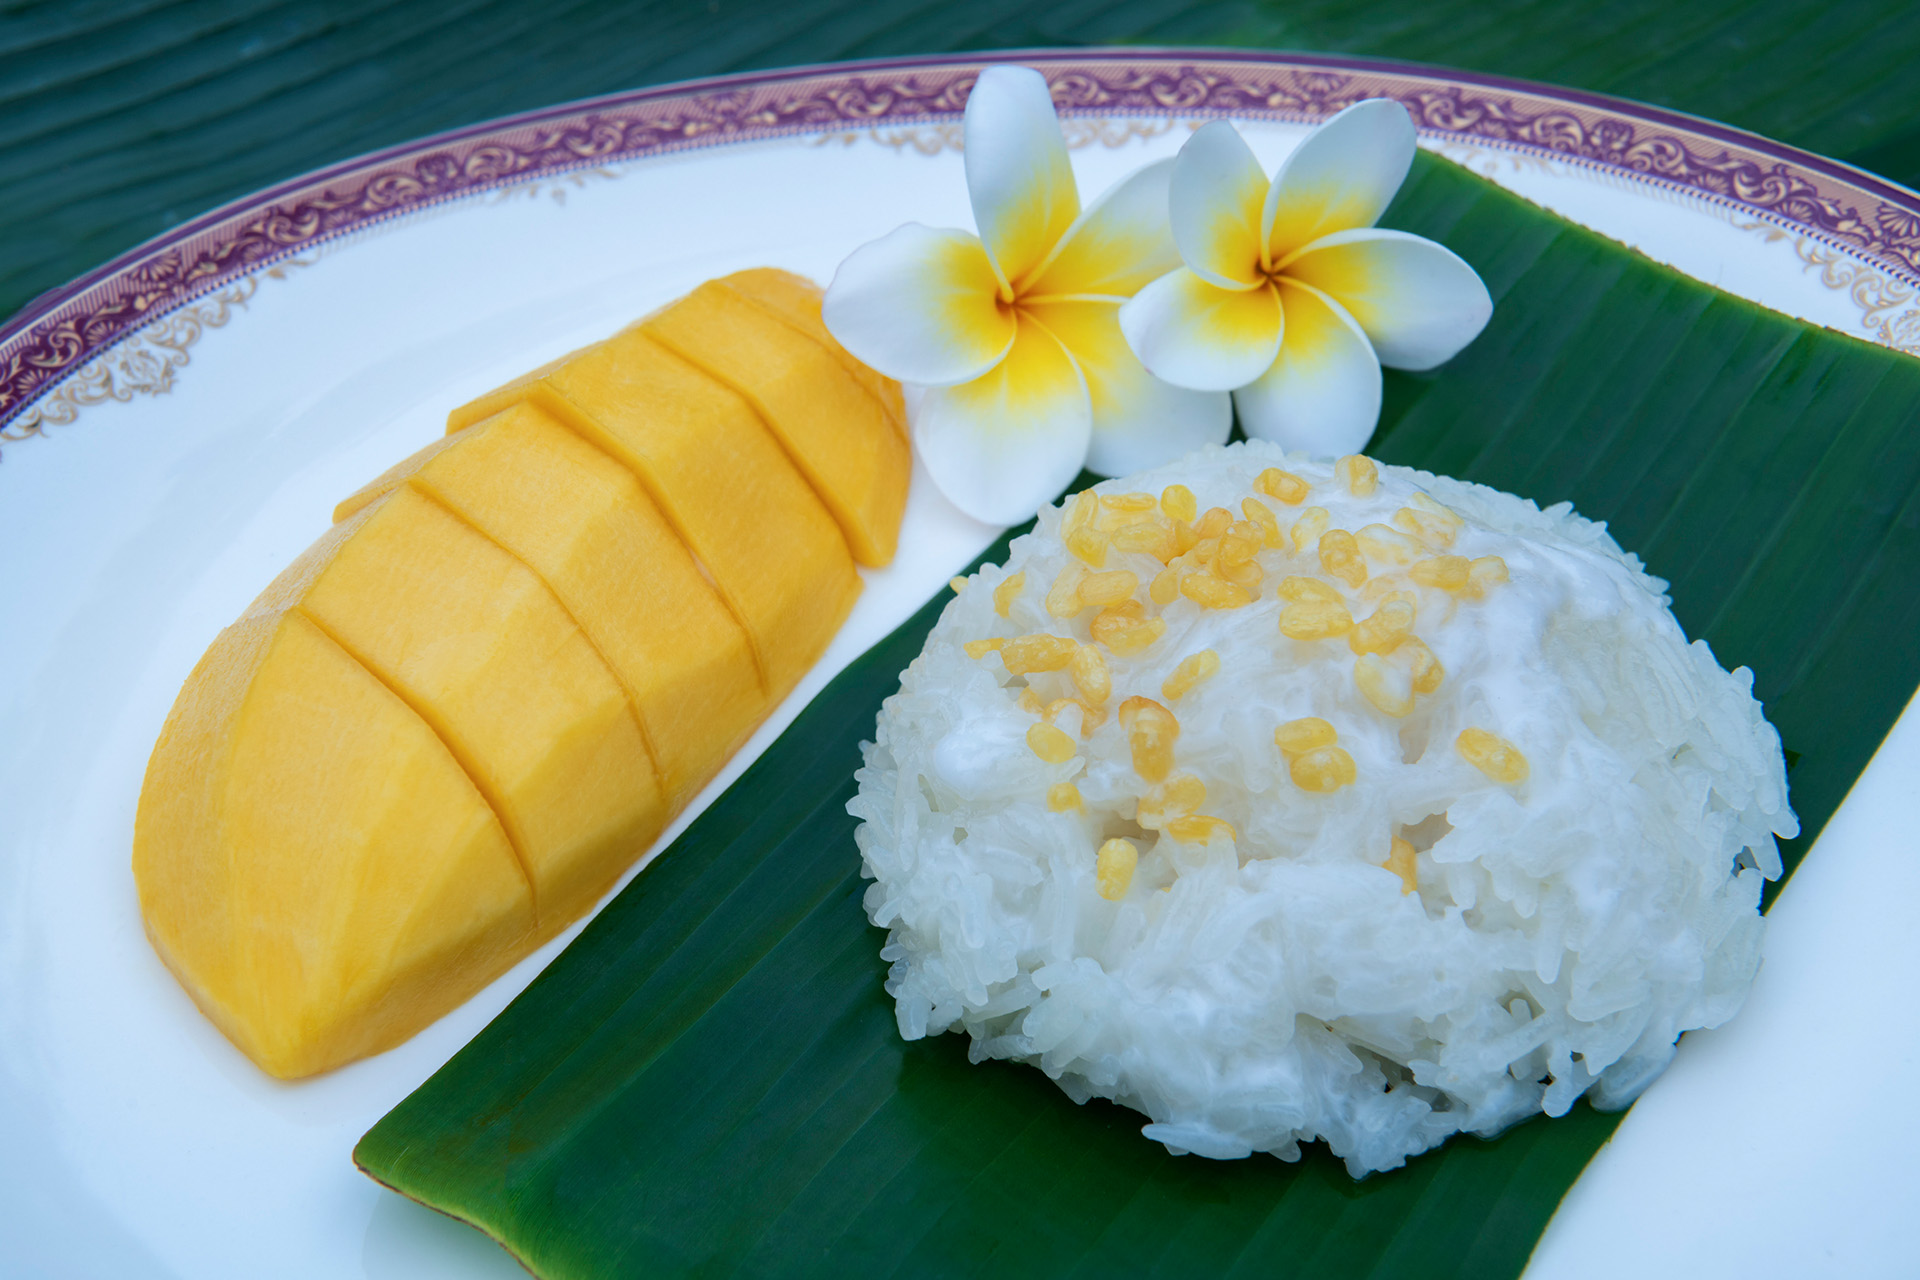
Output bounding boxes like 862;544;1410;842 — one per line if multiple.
823;65;1230;524
1119;101;1493;456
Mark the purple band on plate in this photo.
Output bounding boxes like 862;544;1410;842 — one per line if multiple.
5;49;1917;443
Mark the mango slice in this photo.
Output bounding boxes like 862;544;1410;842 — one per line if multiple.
641;279;910;566
715;268;908;441
332;428;464;524
300;485;664;927
346;401;765;806
136;587;531;1079
452;329;861;695
135;270;903;1078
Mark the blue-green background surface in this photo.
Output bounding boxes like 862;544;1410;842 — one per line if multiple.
3;0;1917;327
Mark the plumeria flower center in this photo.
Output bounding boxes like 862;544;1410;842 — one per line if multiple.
821;64;1231;524
1118;103;1493;458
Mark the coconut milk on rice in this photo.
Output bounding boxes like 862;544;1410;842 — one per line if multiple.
850;441;1794;1176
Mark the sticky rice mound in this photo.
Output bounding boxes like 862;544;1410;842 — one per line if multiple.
850;441;1796;1176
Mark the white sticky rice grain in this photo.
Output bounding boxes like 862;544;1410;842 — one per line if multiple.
850;441;1796;1176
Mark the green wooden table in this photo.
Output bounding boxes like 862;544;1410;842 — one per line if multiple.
3;0;1916;328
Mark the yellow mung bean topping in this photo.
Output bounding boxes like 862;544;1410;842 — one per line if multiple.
1026;722;1076;764
1391;508;1438;547
1137;773;1206;829
1402;636;1445;694
1096;838;1138;900
1354;653;1414;717
1061;494;1105;559
1066;525;1109;567
1360;575;1411;605
1384;835;1417;893
1255;467;1310;504
1149;567;1180;605
1279;598;1354;641
1468;555;1509;593
1392;493;1463;548
1047;782;1083;812
1194;506;1234;539
1241;496;1283;547
1349;599;1415;655
1044;697;1101;738
993;571;1025;617
1069;644;1111;705
1111;520;1178;561
999;634;1079;674
1091;600;1167;656
1219;523;1263;564
1319;528;1368;587
1290;745;1357;793
1167;814;1238;844
1181;571;1255;610
1079;570;1140;609
1214;549;1263;591
1160;484;1198;523
1290;506;1330;554
1162;650;1221;701
1410;555;1471;591
1046;563;1089;618
1357;523;1422;566
1458;727;1529;784
1278;575;1344;604
1061;491;1100;557
964;637;1004;659
1274;716;1338;757
1119;696;1180;782
1336;454;1379;496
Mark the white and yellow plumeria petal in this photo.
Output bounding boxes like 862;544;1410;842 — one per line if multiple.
822;223;1016;387
1168;120;1270;290
1024;158;1180;299
1118;267;1283;392
1281;228;1492;370
913;312;1092;524
1262;99;1418;262
1026;298;1231;475
964;64;1082;293
1234;280;1382;455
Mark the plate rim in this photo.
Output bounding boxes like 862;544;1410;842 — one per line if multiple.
5;45;1919;446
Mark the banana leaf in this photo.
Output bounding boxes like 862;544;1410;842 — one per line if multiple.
355;151;1920;1278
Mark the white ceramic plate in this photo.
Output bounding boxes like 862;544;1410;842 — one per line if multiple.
3;51;1917;1280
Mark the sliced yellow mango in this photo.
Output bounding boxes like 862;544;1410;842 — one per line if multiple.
452;331;861;694
333;430;464;524
406;401;765;805
135;588;530;1079
300;485;665;926
714;268;908;440
137;270;905;1079
640;280;909;567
